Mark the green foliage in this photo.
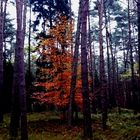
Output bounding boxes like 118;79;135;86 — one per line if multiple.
30;0;70;31
134;63;139;75
120;62;139;80
4;13;15;41
107;110;140;140
120;69;131;79
0;109;140;140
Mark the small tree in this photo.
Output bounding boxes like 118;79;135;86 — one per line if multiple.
32;16;83;112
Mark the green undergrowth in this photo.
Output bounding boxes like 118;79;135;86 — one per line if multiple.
0;108;140;140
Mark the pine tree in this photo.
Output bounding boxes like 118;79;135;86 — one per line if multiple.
97;0;108;130
68;0;82;126
0;0;4;123
10;0;28;139
80;0;93;138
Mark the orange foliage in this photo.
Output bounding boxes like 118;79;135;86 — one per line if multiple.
33;16;84;109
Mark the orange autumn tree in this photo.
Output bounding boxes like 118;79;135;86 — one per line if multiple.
33;16;83;110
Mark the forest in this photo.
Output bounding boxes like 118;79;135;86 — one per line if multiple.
0;0;140;139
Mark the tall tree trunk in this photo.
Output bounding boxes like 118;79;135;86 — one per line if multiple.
10;0;22;134
28;1;31;79
128;0;137;114
3;0;8;48
68;0;82;126
138;0;140;76
26;0;32;111
121;27;129;72
20;0;28;139
88;6;94;94
88;5;97;113
10;0;28;139
81;0;92;138
98;0;108;130
137;0;140;113
108;8;117;108
104;4;111;109
0;0;4;123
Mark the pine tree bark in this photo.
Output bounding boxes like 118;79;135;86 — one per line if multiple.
138;0;140;76
137;0;140;113
81;0;92;138
27;1;31;86
104;4;111;109
20;0;28;139
0;0;4;123
97;0;108;130
88;7;94;94
68;0;82;126
10;0;28;139
128;0;137;114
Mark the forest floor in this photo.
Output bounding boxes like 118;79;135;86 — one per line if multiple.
0;108;140;140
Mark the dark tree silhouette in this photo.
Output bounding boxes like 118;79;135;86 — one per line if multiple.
10;0;28;139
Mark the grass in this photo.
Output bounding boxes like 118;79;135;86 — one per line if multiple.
0;109;140;140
